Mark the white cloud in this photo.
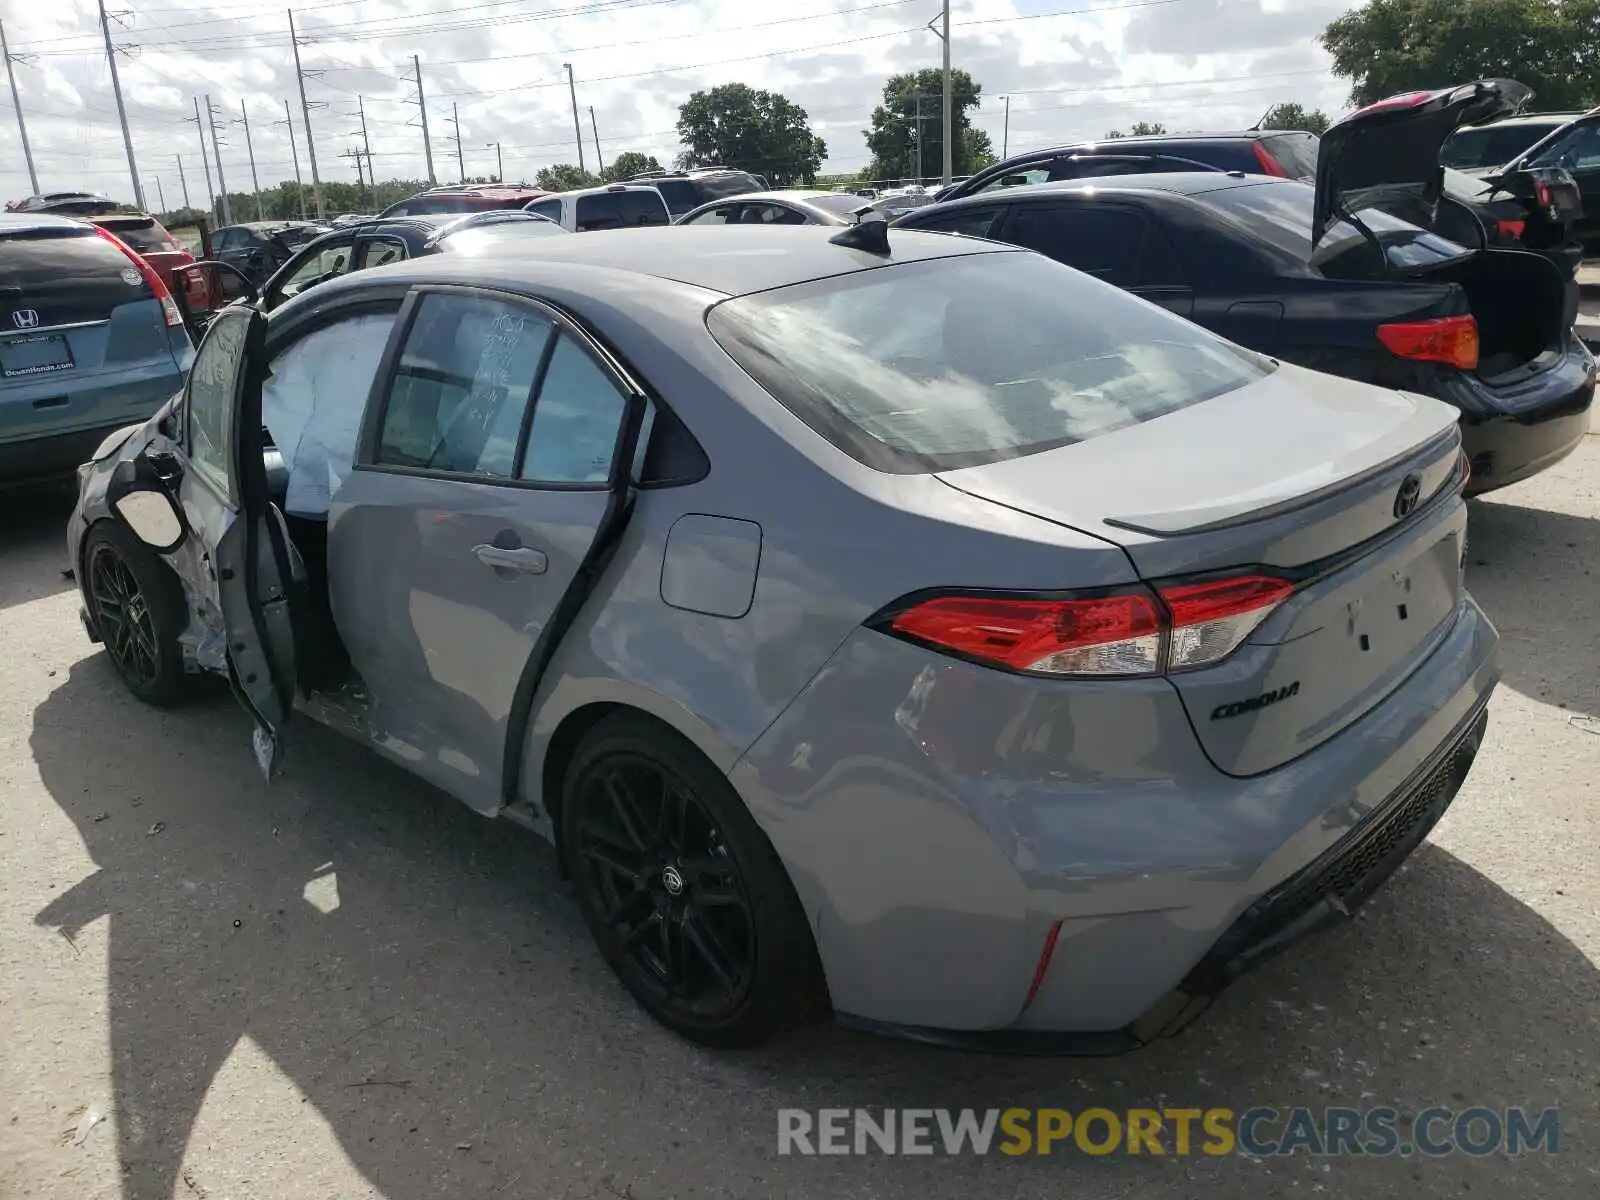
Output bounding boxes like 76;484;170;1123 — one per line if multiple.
0;0;1356;207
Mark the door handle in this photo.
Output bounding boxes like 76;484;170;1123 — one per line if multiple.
472;543;548;574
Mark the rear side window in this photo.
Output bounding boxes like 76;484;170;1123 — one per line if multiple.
376;293;554;477
519;334;628;484
1528;121;1600;171
909;205;1006;239
573;190;669;231
653;180;701;216
707;252;1268;473
526;199;563;223
1006;204;1146;282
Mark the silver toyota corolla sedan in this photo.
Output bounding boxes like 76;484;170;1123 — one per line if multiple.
66;224;1499;1051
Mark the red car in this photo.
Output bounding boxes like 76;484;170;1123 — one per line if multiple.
86;213;196;292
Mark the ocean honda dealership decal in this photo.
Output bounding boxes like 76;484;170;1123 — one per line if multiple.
776;1107;1560;1158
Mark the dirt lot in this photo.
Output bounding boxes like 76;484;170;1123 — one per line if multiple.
1;430;1597;1200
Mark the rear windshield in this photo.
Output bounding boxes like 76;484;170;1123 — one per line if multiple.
573;190;669;231
707;251;1268;473
694;172;762;200
1260;133;1318;180
96;218;172;252
274;226;322;248
807;193;867;216
1441;122;1565;169
1204;180;1472;276
0;226;140;286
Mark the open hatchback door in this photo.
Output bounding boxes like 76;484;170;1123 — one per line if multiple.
102;304;300;779
1314;79;1533;246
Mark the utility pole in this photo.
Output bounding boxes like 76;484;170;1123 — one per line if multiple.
913;91;924;184
206;94;232;224
98;0;145;208
343;145;365;191
289;10;326;219
153;176;166;211
589;106;604;175
1002;94;1010;158
1;20;39;195
190;97;216;219
487;141;502;183
449;101;465;182
175;154;190;209
925;0;952;185
357;95;373;190
412;54;436;185
563;62;585;173
280;99;305;219
239;100;262;219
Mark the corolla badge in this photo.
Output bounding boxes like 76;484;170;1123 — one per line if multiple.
1394;472;1422;519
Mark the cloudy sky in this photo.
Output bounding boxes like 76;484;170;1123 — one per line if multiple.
0;0;1356;208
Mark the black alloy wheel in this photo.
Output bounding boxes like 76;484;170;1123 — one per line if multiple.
81;521;192;705
576;753;757;1020
90;544;160;690
564;714;823;1047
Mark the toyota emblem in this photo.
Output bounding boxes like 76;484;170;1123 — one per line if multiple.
1393;473;1422;519
11;308;39;330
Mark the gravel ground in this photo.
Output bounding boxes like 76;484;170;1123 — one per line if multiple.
1;429;1596;1200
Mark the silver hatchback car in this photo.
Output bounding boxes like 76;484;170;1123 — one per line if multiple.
67;226;1499;1049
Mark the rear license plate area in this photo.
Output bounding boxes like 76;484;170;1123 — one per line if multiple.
0;334;75;379
1342;529;1460;656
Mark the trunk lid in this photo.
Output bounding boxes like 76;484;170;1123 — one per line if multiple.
1314;78;1532;247
936;364;1467;775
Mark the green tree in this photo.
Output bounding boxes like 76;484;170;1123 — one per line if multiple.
1322;0;1600;109
676;83;827;185
536;163;600;192
1103;121;1168;139
864;68;986;183
963;127;998;171
1258;103;1332;134
600;151;664;183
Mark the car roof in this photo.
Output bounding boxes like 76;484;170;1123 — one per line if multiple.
923;171;1263;211
0;212;91;234
331;224;1014;298
545;183;665;200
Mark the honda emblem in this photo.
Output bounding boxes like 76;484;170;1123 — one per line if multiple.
11;308;40;330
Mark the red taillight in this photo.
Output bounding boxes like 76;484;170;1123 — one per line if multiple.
1535;179;1553;209
887;590;1164;676
91;224;184;328
1251;141;1289;177
880;572;1294;677
1160;574;1296;669
1494;218;1526;241
1376;314;1479;371
1022;921;1063;1011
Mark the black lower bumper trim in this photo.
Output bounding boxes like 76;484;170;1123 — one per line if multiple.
837;698;1491;1056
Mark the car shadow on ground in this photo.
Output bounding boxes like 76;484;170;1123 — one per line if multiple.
1465;496;1600;716
0;487;78;613
28;660;1600;1200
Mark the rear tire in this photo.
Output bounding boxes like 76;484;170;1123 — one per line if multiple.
562;713;824;1048
81;520;193;706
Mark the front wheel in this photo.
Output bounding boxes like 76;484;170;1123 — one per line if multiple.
81;521;193;706
562;714;824;1048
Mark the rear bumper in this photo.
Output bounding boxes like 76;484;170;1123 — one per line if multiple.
842;698;1490;1055
1;366;182;484
733;593;1499;1045
1443;334;1596;493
